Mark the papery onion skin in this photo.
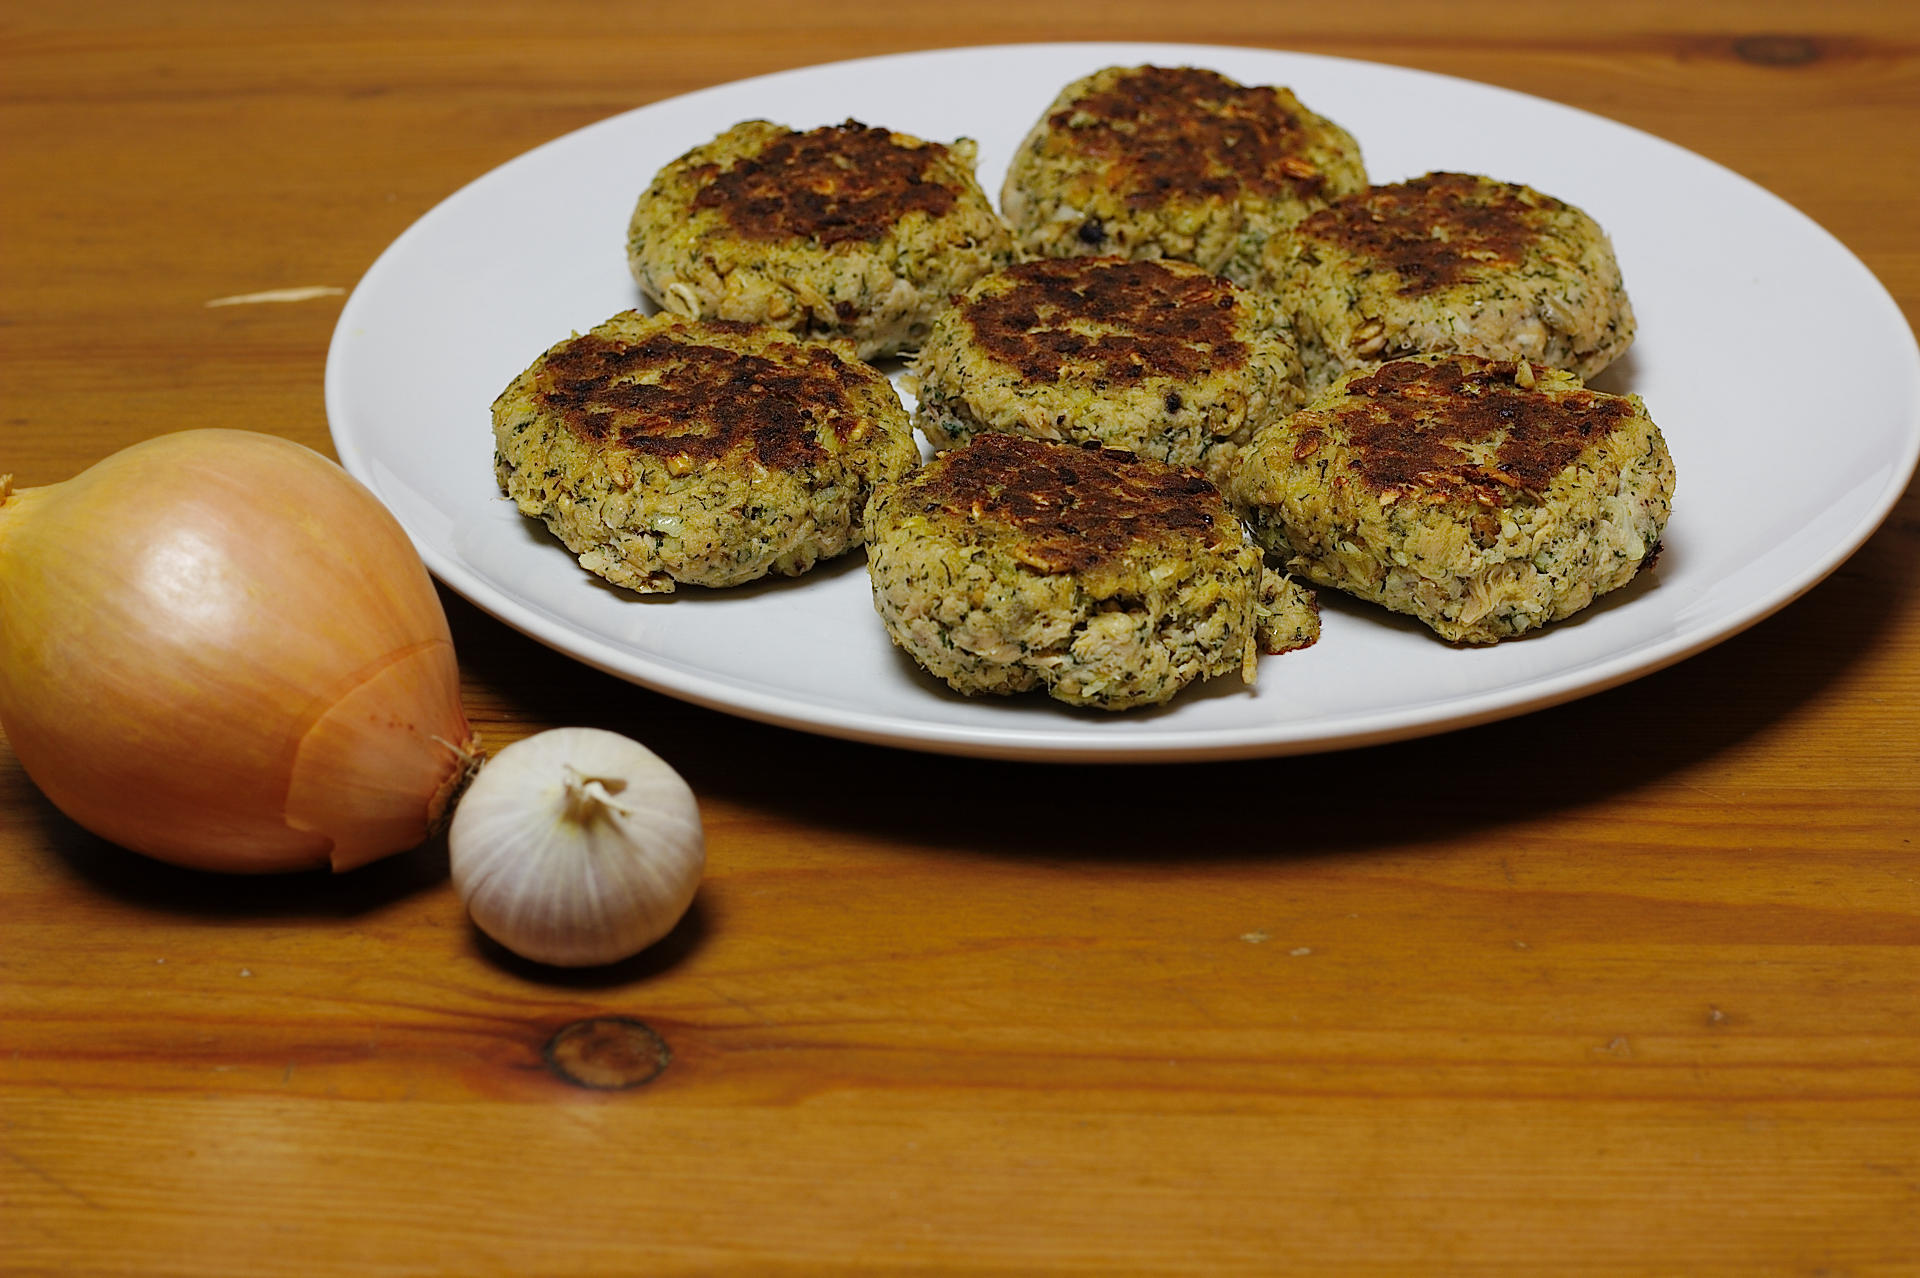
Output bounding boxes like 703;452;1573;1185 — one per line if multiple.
0;429;481;872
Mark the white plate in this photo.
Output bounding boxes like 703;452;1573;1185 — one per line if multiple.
325;42;1920;762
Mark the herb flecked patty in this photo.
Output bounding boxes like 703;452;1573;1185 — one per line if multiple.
908;257;1307;485
1226;353;1674;644
865;434;1318;711
626;119;1012;361
1258;172;1636;395
1000;65;1367;287
493;311;919;594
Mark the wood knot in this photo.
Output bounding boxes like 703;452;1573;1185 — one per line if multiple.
544;1017;670;1090
1733;34;1820;67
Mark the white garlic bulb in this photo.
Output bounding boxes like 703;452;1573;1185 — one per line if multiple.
448;727;705;967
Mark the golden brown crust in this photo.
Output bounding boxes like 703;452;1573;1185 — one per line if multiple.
628;121;1010;360
1001;66;1365;288
1228;351;1672;643
958;257;1248;384
529;320;869;472
1298;355;1637;506
1049;66;1340;208
494;311;919;594
894;434;1234;574
686;120;961;245
1291;172;1559;297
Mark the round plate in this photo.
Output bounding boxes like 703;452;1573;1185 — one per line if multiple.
324;42;1920;762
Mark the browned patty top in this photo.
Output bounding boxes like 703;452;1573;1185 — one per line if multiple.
1044;66;1332;206
1292;355;1636;505
898;434;1233;573
1293;172;1562;296
960;258;1248;385
531;322;867;470
687;120;960;245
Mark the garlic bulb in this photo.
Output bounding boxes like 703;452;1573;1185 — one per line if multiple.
0;430;480;873
448;728;705;967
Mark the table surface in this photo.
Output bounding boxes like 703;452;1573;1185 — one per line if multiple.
4;3;1917;1273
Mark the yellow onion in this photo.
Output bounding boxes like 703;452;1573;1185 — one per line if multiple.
0;429;481;873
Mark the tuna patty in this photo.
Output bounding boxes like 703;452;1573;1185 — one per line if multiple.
1227;353;1673;644
1259;172;1636;394
626;120;1011;361
1000;65;1367;287
493;311;919;593
865;433;1317;711
908;256;1306;485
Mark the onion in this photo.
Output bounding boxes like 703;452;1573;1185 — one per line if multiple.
0;429;481;873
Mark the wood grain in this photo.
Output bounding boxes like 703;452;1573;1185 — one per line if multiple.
3;3;1917;1273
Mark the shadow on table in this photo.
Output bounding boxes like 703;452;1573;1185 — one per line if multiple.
24;486;1915;896
25;812;457;917
633;489;1920;866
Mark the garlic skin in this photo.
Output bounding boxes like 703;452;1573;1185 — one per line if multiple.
0;431;480;873
449;728;705;967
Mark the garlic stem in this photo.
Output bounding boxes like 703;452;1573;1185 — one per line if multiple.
563;767;638;822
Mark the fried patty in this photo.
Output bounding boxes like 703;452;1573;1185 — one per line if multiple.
908;256;1306;484
1259;172;1636;394
1227;353;1673;644
865;433;1316;710
627;119;1012;361
493;311;919;593
1000;65;1367;287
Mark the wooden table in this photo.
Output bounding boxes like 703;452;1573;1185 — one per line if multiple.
5;3;1916;1272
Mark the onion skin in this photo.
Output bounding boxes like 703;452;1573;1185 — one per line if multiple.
0;430;481;872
